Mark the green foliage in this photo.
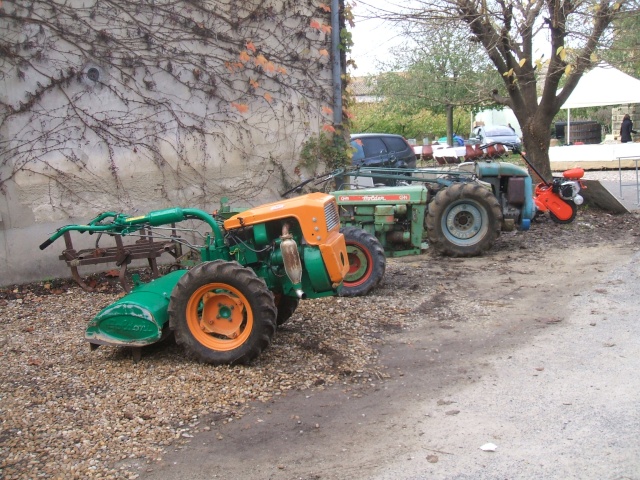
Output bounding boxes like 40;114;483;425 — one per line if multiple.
350;102;472;141
340;28;353;53
600;11;640;78
354;21;502;146
299;132;352;174
374;22;501;114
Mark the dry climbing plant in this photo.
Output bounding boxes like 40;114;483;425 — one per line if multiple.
0;0;348;219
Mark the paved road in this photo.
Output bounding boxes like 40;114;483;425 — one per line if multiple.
140;245;640;480
371;250;640;480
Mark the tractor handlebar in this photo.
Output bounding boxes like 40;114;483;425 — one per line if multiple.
39;207;226;250
39;238;54;250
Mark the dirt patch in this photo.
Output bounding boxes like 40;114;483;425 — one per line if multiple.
2;207;639;479
135;207;640;480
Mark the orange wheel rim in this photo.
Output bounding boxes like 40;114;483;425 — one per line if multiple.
345;242;372;286
185;283;253;351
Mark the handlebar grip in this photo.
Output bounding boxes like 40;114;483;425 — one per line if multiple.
39;238;54;250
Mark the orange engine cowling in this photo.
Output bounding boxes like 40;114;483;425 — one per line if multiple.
224;193;349;286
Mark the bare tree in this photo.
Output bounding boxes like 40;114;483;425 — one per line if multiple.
363;0;629;179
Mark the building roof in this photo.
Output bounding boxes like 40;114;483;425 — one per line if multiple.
348;76;377;96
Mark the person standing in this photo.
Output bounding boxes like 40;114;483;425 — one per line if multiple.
620;114;637;143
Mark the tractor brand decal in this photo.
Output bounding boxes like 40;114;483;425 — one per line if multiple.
102;320;156;334
270;204;285;210
338;194;411;202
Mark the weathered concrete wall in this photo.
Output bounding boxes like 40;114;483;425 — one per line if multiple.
0;0;340;286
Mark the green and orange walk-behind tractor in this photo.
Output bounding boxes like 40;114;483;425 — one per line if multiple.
40;193;350;365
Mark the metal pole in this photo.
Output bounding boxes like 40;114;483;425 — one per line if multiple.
619;156;623;198
331;0;342;126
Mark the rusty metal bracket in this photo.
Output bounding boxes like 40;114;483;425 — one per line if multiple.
58;226;182;292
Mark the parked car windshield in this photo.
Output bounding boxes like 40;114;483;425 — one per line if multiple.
485;126;516;137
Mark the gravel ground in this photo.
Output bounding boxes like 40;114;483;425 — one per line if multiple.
1;170;638;479
582;167;640;184
0;274;417;479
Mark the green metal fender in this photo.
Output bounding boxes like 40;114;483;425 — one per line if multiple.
475;161;529;178
86;270;187;347
475;161;535;228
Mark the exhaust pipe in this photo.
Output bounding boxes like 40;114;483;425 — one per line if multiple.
280;224;306;299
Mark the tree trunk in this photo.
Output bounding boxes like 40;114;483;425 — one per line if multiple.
446;104;454;146
521;117;553;183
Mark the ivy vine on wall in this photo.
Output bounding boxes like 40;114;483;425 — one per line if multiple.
0;0;348;220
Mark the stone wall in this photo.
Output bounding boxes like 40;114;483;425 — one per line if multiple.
612;105;640;141
0;0;342;285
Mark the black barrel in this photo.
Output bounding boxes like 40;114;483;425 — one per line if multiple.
555;121;601;144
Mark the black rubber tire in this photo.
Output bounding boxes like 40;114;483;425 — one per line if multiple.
339;226;386;297
426;182;503;257
168;260;276;365
275;295;299;326
549;200;577;224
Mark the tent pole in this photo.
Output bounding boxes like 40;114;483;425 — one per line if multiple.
567;109;571;145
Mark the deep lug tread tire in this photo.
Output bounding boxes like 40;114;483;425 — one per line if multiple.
339;226;386;297
168;260;276;365
549;200;577;224
275;295;299;326
426;182;503;257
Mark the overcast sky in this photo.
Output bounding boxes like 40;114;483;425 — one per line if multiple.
347;0;551;77
348;0;406;76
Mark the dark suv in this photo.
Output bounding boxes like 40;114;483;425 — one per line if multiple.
350;133;417;170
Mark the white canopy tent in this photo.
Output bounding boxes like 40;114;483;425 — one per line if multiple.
559;63;640;143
